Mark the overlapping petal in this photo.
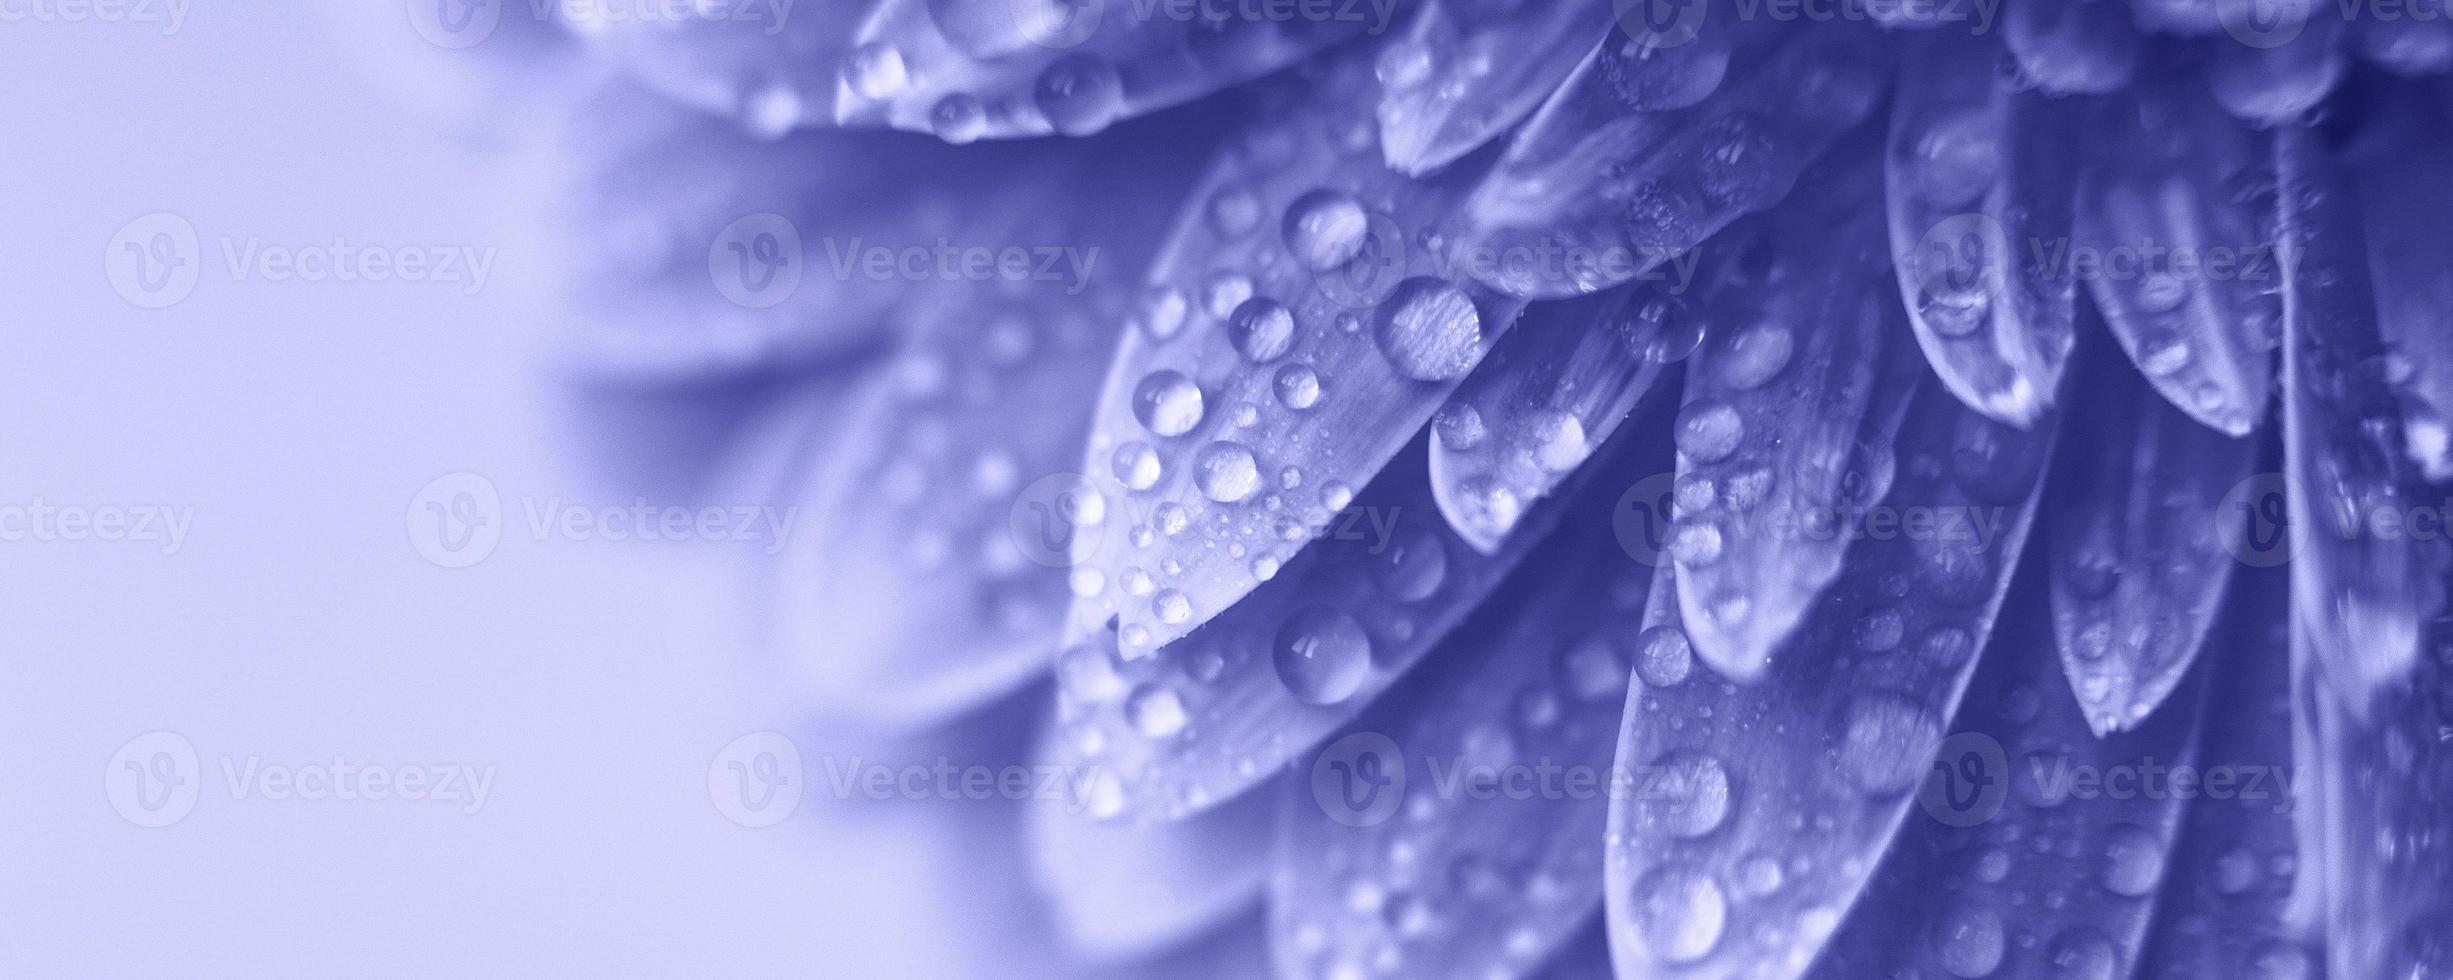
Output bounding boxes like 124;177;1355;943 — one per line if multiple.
1602;387;2055;980
1027;765;1281;959
2045;317;2254;735
1270;429;1668;978
1885;31;2078;429
2345;87;2453;481
556;0;872;135
1375;0;1613;176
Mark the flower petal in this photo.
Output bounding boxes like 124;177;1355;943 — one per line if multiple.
1428;285;1684;554
1375;0;1613;176
2275;124;2448;708
2045;314;2254;735
2074;78;2280;435
2301;610;2453;979
1066;54;1528;661
2358;12;2453;76
1602;386;2054;980
1669;150;1927;680
1024;763;1279;960
1449;22;1890;299
1052;414;1669;821
557;0;870;136
1885;31;2080;429
2345;89;2453;481
835;0;1376;140
757;135;1206;732
1269;455;1668;979
1808;583;2206;979
2137;568;2326;977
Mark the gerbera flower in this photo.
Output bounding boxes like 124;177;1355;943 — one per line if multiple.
515;0;2452;976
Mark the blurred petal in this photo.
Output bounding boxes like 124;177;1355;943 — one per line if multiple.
1051;415;1668;821
836;0;1382;139
2346;90;2453;481
2205;5;2347;126
1066;54;1528;660
2046;315;2253;735
2275;125;2447;708
2302;611;2453;979
1670;149;1926;680
558;0;871;136
1529;919;1613;980
756;131;1208;731
1809;583;2206;979
1375;0;1612;176
2138;568;2326;977
2003;0;2141;96
1025;766;1279;960
1603;388;2054;980
1428;285;1683;553
2359;12;2453;76
1450;23;1889;299
1886;31;2079;429
1270;444;1668;979
2128;0;2220;36
2074;78;2280;436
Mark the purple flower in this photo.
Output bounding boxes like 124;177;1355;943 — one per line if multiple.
529;0;2453;976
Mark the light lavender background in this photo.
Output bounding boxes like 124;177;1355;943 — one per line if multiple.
0;6;1049;975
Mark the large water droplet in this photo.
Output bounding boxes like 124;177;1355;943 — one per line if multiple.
1636;752;1733;839
1284;191;1372;272
1934;905;2006;977
1195;442;1260;503
1273;607;1373;704
1125;683;1188;738
1033;54;1124;137
1630;868;1727;964
2100;823;2166;897
1112;441;1162;490
1676;400;1745;463
1374;278;1484;381
1229;298;1296;362
1369;528;1448;601
1133;370;1205;437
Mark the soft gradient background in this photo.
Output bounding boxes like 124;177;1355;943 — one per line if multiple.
0;6;1069;975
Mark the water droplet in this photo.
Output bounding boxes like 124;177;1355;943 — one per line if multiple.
1112;441;1162;490
2046;927;2118;980
1273;607;1373;704
1911;110;2002;207
2101;823;2166;897
1138;286;1190;341
928;94;986;144
1125;683;1188;738
1637;752;1733;839
1636;626;1694;687
1132;370;1205;437
1630;868;1726;964
1152;588;1192;625
1369;528;1448;601
1559;636;1627;701
1834;695;1941;794
1675;400;1744;463
1527;409;1588;472
1934;905;2006;978
845;44;908;100
1374;278;1484;381
1194;442;1260;503
1273;364;1322;410
1208;188;1261;238
1229;298;1297;362
1433;404;1487;450
1033;54;1124;137
1284;191;1373;272
1715;323;1795;390
1202;273;1255;318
